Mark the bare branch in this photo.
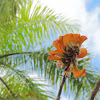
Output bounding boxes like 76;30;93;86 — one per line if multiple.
89;78;100;100
56;73;67;100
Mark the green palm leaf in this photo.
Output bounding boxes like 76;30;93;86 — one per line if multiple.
0;0;80;55
0;56;54;100
0;0;98;100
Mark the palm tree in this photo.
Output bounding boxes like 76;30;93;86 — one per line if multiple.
0;0;99;100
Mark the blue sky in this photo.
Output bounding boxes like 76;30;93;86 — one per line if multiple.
85;0;100;69
41;0;100;67
40;0;100;100
32;0;100;100
86;0;100;11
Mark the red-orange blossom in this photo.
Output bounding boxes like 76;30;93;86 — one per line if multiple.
48;33;87;78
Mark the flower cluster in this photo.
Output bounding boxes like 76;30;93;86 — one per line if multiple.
48;33;87;78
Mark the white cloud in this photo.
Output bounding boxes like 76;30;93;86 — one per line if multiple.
41;0;100;56
61;96;73;100
61;97;71;100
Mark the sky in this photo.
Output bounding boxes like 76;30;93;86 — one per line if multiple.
29;0;100;100
39;0;100;100
40;0;100;67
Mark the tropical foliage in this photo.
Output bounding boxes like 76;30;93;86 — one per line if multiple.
0;0;100;100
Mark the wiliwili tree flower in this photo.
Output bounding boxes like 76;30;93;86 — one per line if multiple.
48;33;87;78
48;33;87;100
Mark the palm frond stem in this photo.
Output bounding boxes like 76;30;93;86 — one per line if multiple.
0;51;40;58
0;77;15;98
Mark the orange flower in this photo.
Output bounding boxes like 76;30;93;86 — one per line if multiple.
48;33;87;78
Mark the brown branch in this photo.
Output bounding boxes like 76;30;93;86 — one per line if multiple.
56;73;67;100
0;77;15;97
89;78;100;100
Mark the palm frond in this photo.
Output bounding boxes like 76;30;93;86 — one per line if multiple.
0;46;99;99
0;0;80;55
0;0;26;23
0;56;54;100
0;0;97;100
13;50;99;100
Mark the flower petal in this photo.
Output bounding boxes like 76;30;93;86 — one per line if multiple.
78;36;87;46
59;36;65;52
49;50;63;57
77;48;87;58
63;33;74;46
73;66;86;78
73;34;80;44
82;71;86;76
53;39;60;51
47;55;62;61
